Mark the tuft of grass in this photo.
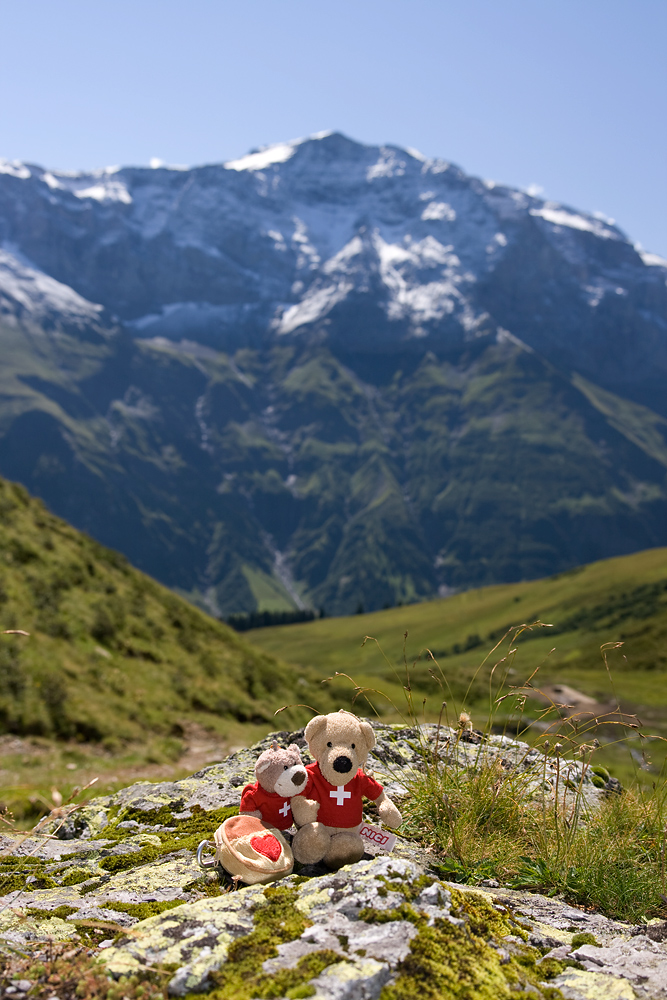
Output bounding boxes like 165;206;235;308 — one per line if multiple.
406;749;667;922
335;623;667;924
0;940;170;1000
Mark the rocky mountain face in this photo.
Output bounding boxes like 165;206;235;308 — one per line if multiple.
0;133;666;614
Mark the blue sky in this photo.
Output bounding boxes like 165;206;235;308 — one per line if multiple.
2;0;665;255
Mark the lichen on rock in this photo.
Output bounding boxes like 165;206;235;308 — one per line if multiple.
1;723;665;999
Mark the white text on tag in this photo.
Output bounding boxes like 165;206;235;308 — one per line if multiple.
359;823;397;852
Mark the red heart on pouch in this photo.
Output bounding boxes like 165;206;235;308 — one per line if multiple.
250;834;282;861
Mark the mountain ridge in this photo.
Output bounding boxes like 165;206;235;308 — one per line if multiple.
2;132;665;394
1;133;666;614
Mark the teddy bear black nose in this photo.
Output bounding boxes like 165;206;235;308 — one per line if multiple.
292;771;306;785
333;755;352;773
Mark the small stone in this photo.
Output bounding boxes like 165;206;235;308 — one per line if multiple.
97;939;115;949
539;945;571;962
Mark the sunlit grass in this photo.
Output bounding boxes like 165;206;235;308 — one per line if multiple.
330;623;667;923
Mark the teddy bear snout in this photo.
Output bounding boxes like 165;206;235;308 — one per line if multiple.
333;755;353;774
291;770;306;786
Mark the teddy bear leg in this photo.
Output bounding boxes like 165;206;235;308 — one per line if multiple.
292;822;329;865
323;831;365;870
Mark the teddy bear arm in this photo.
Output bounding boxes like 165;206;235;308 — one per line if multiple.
373;789;403;828
239;808;262;819
291;795;320;826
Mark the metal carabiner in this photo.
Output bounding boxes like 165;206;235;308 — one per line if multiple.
196;839;217;870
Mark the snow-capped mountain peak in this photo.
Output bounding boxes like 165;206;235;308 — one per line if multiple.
0;133;665;385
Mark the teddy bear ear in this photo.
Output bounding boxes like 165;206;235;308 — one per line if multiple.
304;715;328;747
287;743;301;754
358;719;376;752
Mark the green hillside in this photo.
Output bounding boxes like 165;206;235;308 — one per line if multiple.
1;308;666;618
0;474;332;748
247;547;667;780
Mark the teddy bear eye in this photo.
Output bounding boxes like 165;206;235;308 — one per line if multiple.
351;743;355;749
284;765;288;770
327;741;332;748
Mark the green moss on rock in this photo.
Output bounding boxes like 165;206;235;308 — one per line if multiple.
359;884;565;1000
0;856;56;893
99;844;163;874
571;931;600;947
26;905;78;920
380;917;514;1000
60;867;94;886
109;899;185;920
203;885;340;1000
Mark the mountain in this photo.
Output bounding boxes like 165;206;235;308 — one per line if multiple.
0;133;666;615
0;473;328;744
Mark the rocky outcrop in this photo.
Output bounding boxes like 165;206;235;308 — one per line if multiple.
1;724;665;999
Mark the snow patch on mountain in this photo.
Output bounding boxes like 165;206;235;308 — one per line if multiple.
225;131;337;172
226;143;299;172
0;159;31;180
638;250;667;269
375;233;467;326
367;147;409;180
530;205;619;240
35;166;133;204
0;246;103;325
421;201;456;222
277;280;353;335
73;181;132;204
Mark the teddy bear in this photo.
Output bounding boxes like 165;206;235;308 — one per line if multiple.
240;741;308;831
291;710;402;869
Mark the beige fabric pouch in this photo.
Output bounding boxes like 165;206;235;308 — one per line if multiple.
198;814;293;885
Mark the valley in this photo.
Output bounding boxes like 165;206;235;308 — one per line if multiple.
1;133;666;615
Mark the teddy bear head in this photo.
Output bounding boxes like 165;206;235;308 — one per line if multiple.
255;741;307;796
304;710;375;786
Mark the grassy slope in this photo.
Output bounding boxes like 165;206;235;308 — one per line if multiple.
247;547;667;780
0;473;335;747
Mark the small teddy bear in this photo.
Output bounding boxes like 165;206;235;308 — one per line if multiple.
240;741;308;830
291;710;402;869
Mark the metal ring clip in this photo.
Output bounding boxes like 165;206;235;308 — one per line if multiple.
196;839;217;870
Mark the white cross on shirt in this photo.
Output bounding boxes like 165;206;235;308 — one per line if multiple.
330;785;352;807
279;801;290;818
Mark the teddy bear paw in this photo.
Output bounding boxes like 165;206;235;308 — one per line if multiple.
324;831;365;870
378;799;402;828
292;822;329;865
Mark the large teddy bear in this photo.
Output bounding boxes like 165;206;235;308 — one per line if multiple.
291;710;402;869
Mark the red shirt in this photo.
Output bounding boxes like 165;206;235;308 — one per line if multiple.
240;782;293;830
299;762;383;827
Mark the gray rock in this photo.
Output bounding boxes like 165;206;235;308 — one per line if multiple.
308;958;392;1000
1;723;663;1000
569;937;667;996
